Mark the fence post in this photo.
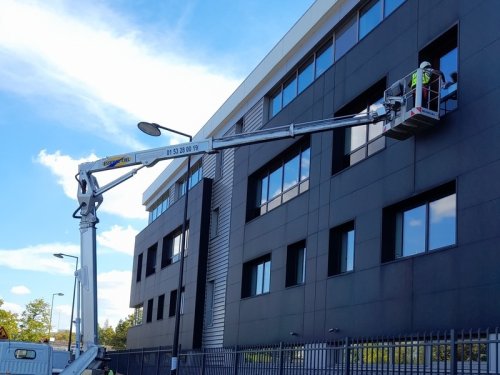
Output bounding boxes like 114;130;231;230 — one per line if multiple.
278;342;284;375
344;337;351;375
233;345;239;375
155;347;161;375
450;329;457;375
201;347;206;375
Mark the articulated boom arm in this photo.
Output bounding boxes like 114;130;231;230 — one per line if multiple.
74;105;387;354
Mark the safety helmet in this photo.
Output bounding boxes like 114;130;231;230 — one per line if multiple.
420;61;431;69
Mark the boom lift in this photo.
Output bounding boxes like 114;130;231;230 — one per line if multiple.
62;67;442;373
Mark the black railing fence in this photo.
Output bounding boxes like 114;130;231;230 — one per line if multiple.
107;328;500;375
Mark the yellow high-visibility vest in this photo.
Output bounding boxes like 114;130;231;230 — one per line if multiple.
411;70;431;88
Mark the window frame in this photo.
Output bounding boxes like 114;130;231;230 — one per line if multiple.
382;182;457;262
146;298;154;323
249;139;311;220
242;254;272;298
157;294;165;321
329;221;356;276
286;240;307;287
145;243;157;277
161;224;189;268
136;253;143;282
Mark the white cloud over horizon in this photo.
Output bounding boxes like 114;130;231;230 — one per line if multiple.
0;0;241;149
37;149;161;220
97;225;138;256
98;270;134;327
11;285;31;295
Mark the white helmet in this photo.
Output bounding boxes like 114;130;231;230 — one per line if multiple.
420;61;431;69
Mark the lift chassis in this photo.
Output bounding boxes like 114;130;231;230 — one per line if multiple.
72;67;441;371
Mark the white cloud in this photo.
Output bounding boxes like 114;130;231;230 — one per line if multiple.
0;243;79;275
1;301;23;315
11;285;31;295
97;225;138;256
0;0;240;148
37;149;161;220
97;270;133;327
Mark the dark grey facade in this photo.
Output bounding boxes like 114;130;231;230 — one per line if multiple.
129;0;500;351
224;0;500;346
128;178;212;349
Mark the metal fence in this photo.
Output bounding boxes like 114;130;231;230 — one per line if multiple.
107;328;500;375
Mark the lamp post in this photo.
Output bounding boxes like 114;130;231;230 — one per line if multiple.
138;122;191;375
49;292;64;339
54;253;79;352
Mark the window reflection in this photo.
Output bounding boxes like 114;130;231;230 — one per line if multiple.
283;76;298;106
402;205;427;257
298;61;314;92
335;16;357;61
359;0;382;39
316;42;333;77
384;0;405;16
256;145;311;217
429;194;456;250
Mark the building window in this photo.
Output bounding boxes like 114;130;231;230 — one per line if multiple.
205;280;215;327
242;254;271;298
315;40;333;78
329;221;355;276
178;163;203;198
333;78;386;173
419;25;458;116
335;15;357;61
384;0;405;16
136;253;143;282
382;182;456;262
248;139;310;220
149;190;171;224
161;225;189;268
146;298;153;323
359;0;383;39
133;304;143;326
210;208;219;239
286;240;306;287
267;0;407;118
169;288;185;317
298;57;314;92
283;74;298;107
146;243;157;277
157;294;165;321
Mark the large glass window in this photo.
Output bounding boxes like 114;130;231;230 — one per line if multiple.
384;0;405;16
419;25;458;116
242;254;271;298
359;0;382;39
335;16;357;61
252;141;310;218
333;79;386;173
298;59;314;93
161;225;189;268
286;240;306;287
267;0;408;118
146;244;157;277
146;298;153;323
157;294;165;321
329;221;355;276
133;304;143;326
136;253;143;282
315;41;334;77
382;182;457;262
283;76;298;107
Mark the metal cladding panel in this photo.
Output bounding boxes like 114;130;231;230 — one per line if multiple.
243;98;264;133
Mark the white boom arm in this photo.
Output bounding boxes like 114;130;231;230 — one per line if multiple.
74;106;387;353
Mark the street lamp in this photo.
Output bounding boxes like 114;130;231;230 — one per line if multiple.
138;122;191;375
54;253;79;352
49;292;64;339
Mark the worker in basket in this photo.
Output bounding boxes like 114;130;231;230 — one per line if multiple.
410;61;445;112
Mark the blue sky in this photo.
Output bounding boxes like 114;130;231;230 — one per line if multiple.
0;0;315;332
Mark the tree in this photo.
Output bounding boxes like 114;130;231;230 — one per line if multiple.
109;314;134;349
18;298;50;342
99;320;115;348
0;299;19;339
